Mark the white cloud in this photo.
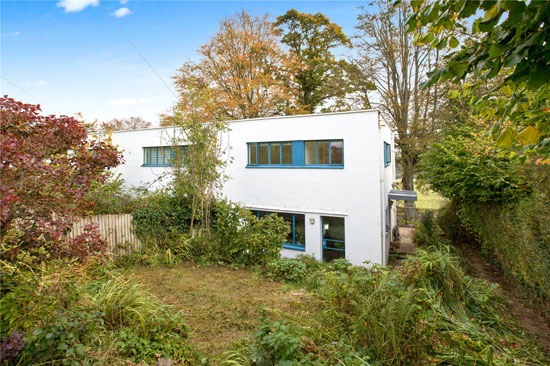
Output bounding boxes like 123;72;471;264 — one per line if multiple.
56;0;99;13
24;80;46;87
120;0;128;4
1;31;20;36
111;7;132;18
110;97;150;105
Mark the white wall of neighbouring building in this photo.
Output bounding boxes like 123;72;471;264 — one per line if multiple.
103;110;397;266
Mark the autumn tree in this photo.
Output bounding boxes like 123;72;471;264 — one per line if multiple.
171;10;291;122
0;96;122;262
355;0;444;219
275;9;352;113
100;116;152;131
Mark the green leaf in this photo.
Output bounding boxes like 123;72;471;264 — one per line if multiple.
503;53;522;68
419;33;434;44
458;0;479;18
488;44;505;58
411;0;423;10
517;126;540;145
449;36;459;48
496;128;515;148
449;61;468;78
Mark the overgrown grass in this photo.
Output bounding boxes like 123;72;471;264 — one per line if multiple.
130;262;317;360
221;249;549;365
0;261;199;365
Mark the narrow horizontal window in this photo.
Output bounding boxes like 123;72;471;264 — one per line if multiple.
304;140;344;166
246;140;343;168
143;146;184;166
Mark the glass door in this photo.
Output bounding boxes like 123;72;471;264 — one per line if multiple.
322;216;345;262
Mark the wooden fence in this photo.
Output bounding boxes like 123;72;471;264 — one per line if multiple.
69;214;141;256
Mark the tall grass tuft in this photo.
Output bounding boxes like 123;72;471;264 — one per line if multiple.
86;272;186;338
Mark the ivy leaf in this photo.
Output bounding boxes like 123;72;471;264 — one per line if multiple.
517;125;539;145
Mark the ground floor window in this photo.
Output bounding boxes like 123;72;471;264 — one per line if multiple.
251;210;305;251
322;216;345;262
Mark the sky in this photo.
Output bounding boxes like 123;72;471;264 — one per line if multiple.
1;0;368;125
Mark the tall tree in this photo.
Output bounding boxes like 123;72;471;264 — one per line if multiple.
171;10;291;122
355;0;443;219
275;9;352;113
100;116;152;131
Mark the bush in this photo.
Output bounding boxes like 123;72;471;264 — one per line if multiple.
459;197;550;300
250;319;303;366
418;127;530;203
265;258;308;283
413;210;442;246
211;200;290;266
132;192;193;250
86;175;146;215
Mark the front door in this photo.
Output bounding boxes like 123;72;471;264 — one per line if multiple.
322;216;345;262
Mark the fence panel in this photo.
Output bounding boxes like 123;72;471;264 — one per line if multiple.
69;214;141;256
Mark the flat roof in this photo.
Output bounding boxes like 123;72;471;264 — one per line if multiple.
389;190;417;202
104;109;381;134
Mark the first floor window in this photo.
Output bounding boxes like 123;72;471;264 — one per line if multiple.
143;146;183;166
384;142;391;167
305;140;343;166
248;142;293;166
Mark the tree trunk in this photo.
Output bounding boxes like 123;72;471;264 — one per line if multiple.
401;155;416;221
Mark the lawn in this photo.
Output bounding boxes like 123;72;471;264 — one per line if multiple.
416;188;447;210
130;263;318;360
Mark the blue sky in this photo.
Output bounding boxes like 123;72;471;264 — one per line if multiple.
1;0;367;125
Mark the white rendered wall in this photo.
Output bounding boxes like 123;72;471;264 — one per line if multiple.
106;111;395;266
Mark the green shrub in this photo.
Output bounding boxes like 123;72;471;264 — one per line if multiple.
250;319;303;366
86;175;146;215
265;258;308;283
20;309;103;365
132;192;193;250
418;128;530;203
211;200;290;266
459;197;550;300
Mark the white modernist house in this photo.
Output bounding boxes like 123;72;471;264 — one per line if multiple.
105;110;415;266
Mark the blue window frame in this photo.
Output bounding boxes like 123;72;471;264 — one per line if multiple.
248;142;292;166
384;142;391;167
322;216;345;262
251;210;305;251
247;140;343;168
305;140;343;166
143;146;184;167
